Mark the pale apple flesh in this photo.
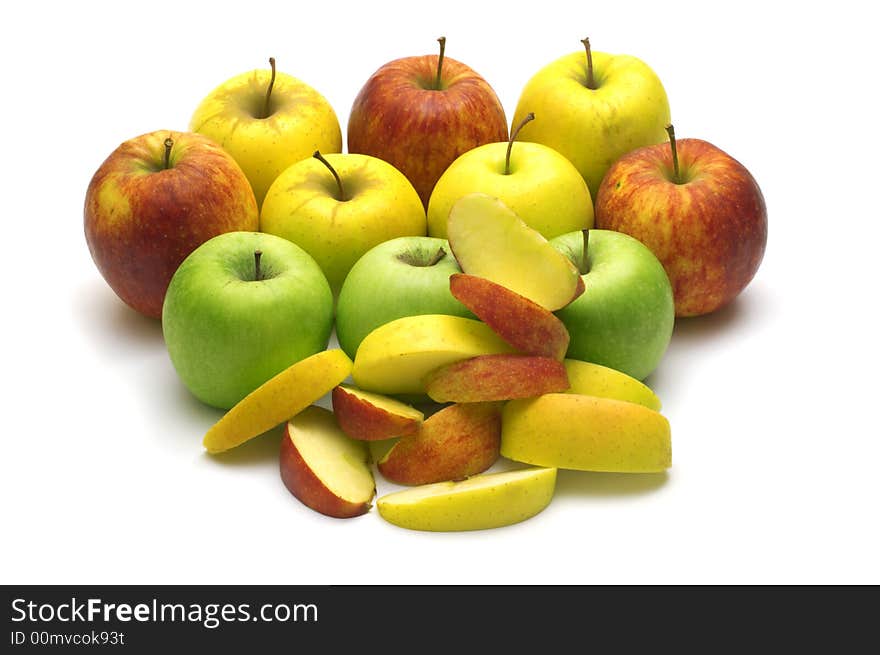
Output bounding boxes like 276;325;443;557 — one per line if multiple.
564;359;661;411
280;406;375;519
377;467;557;532
84;130;259;318
501;393;671;473
331;385;424;441
424;354;570;404
446;193;584;311
595;138;767;317
449;273;570;359
202;349;352;454
347;54;508;207
351;314;515;397
377;402;502;486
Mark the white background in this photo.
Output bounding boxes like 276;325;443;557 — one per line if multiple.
2;0;877;585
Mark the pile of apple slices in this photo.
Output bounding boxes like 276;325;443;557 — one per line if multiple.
203;193;671;532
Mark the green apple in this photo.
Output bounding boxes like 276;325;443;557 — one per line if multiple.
260;152;426;295
162;231;333;410
512;38;670;199
427;113;593;239
190;58;342;207
550;229;674;381
335;236;472;359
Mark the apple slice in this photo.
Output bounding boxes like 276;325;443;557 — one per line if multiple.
449;273;570;360
352;314;515;397
377;467;557;532
564;359;662;411
331;385;424;441
424;354;570;403
446;193;584;311
203;349;352;454
501;393;671;472
377;402;502;486
280;406;375;519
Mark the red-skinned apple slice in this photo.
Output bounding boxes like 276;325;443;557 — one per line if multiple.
449;273;570;359
446;193;584;311
377;402;502;486
331;385;424;441
424;354;570;403
280;406;375;519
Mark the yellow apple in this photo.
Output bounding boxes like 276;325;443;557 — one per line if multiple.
260;152;426;294
351;314;515;397
427;114;593;239
190;58;342;206
563;359;661;411
513;39;670;199
501;393;671;472
377;467;557;532
203;349;352;454
446;193;584;311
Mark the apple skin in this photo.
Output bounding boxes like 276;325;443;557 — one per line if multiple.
84;130;258;318
550;230;674;381
427;140;593;239
335;236;473;360
260;153;426;295
513;48;670;199
162;231;334;410
595;138;767;317
190;64;342;207
347;53;508;207
331;385;423;441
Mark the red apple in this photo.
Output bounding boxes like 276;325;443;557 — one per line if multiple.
347;37;508;207
84;130;258;318
594;126;767;317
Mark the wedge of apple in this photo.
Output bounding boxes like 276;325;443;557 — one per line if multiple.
280;406;375;519
424;354;569;403
449;273;570;360
446;193;584;311
377;402;502;486
331;385;423;441
352;314;515;397
377;467;557;532
202;349;352;454
564;359;662;411
501;393;671;472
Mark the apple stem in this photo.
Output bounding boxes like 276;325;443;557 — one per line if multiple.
580;229;590;275
163;137;173;170
665;124;681;184
262;57;276;119
254;250;263;281
427;246;447;266
505;112;535;175
313;150;346;201
434;36;446;90
581;37;596;90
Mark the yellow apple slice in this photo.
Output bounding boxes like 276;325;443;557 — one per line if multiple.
280;406;375;519
424;354;570;403
501;393;671;472
377;402;502;486
352;314;515;397
331;385;423;441
203;349;352;454
449;273;570;359
377;467;557;532
564;359;662;411
446;193;584;311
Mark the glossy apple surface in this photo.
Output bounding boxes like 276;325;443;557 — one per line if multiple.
84;130;258;318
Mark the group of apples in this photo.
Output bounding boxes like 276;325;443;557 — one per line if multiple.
83;37;767;531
